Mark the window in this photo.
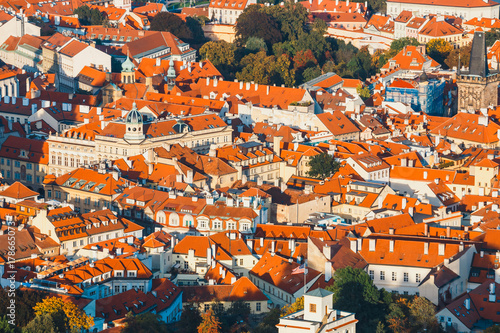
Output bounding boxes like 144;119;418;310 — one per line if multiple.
213;220;222;230
392;272;397;281
114;286;120;294
240;259;243;265
309;304;316;313
122;285;127;292
47;190;52;198
404;272;409;282
14;172;20;180
369;270;374;280
416;273;421;283
256;302;261;312
184;262;189;270
26;163;32;170
204;304;210;312
14;161;20;167
27;174;32;182
380;271;385;280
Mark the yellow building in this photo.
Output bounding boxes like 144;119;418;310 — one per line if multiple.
0;136;49;193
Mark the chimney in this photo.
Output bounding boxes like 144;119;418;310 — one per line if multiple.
424;223;429;237
323;245;332;260
324;261;332;281
389;228;394;235
490;283;496;302
266;85;270;95
389;240;394;252
424;242;429;255
350;239;358;253
446;226;451;238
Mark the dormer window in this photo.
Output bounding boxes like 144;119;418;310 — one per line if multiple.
128;270;137;277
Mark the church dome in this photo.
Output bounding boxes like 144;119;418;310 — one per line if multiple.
167;60;176;78
125;102;143;124
122;56;135;73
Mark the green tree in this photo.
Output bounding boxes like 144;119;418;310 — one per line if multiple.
375;321;386;333
264;1;308;41
198;310;221;333
246;36;268;53
178;305;202;333
301;66;322;83
253;308;281;333
426;39;453;68
274;54;296;87
444;43;471;69
200;40;236;67
365;0;386;14
326;267;391;333
150;12;193;41
409;297;441;332
235;5;282;46
281;297;304;316
386;300;410;333
74;5;104;25
122;312;169;333
357;84;371;99
0;316;19;333
307;153;341;179
293;49;317;70
23;314;58;333
322;60;336;73
236;51;275;85
296;30;330;62
218;301;250;332
33;297;93;333
486;29;500;47
185;16;207;45
345;46;375;80
390;37;419;53
0;288;48;327
485;326;500;333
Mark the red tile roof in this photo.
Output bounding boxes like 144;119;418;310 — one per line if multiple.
0;182;38;200
249;252;321;295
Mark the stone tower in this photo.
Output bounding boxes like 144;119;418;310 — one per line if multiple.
121;56;135;84
457;31;500;111
166;60;176;91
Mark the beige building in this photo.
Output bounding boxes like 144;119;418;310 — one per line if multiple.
180;277;269;314
41;33;72;75
42;166;131;213
0;136;49;193
94;103;233;161
47;105;233;178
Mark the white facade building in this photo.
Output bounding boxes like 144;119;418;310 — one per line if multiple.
386;0;500;21
277;289;358;333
